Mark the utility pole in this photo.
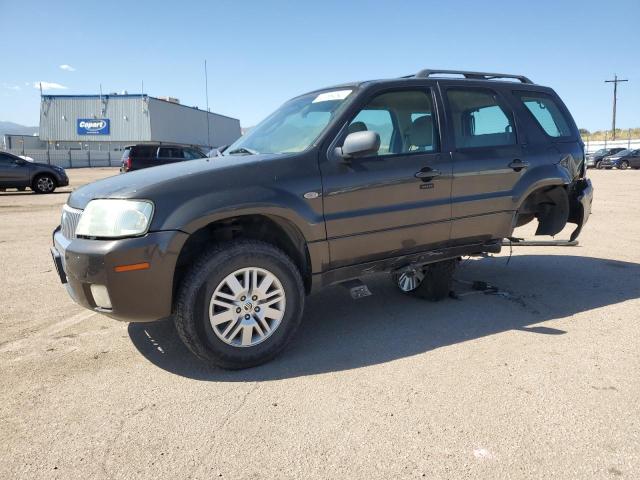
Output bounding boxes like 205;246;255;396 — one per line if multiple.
204;60;211;149
605;74;628;140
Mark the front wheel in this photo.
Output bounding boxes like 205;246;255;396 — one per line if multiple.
33;174;56;194
174;240;305;369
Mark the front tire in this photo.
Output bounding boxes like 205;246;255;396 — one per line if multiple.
595;161;603;169
174;240;305;369
33;174;56;194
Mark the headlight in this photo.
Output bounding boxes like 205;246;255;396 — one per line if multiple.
75;199;154;238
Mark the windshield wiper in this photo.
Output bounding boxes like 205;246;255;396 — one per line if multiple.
227;147;259;156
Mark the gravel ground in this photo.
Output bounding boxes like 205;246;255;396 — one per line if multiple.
1;168;638;479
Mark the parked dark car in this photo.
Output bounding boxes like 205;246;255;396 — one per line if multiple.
120;144;207;172
51;68;593;369
598;148;640;169
586;147;626;169
0;151;68;193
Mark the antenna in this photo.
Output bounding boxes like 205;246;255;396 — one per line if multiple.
204;59;211;149
39;82;43;97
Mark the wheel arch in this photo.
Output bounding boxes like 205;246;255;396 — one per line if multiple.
172;213;313;303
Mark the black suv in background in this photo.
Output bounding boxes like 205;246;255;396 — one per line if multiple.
599;148;640;169
120;144;207;172
52;69;593;369
586;147;625;169
0;151;68;193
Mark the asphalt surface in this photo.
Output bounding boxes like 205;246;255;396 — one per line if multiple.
1;168;639;479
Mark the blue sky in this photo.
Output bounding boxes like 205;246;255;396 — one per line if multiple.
2;0;639;131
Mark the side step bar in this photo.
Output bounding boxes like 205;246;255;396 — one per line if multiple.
503;237;579;247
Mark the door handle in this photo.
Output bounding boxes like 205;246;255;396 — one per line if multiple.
508;159;529;172
415;167;441;181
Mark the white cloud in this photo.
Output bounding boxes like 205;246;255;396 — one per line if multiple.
32;81;68;91
59;64;76;72
1;83;21;91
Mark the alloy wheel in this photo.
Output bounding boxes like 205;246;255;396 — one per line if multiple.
37;176;55;193
209;267;286;347
396;269;425;292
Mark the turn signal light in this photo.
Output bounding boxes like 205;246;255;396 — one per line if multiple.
114;262;150;273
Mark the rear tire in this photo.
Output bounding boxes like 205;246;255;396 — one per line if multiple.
619;160;629;170
174;240;305;369
595;161;603;169
32;174;56;194
393;259;457;301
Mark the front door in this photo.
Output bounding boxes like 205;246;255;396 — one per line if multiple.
320;87;452;269
443;85;524;244
0;153;29;187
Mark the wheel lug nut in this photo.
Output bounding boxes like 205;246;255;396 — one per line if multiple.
241;296;246;301
244;314;250;320
236;307;241;313
252;295;258;301
255;306;260;312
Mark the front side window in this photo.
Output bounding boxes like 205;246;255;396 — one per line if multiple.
224;89;355;155
446;88;516;149
346;90;438;156
515;91;572;138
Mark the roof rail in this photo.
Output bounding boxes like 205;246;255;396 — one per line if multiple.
414;69;533;84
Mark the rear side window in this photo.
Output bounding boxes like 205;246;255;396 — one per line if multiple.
130;146;156;158
121;148;132;160
446;88;516;149
158;147;184;158
514;91;572;138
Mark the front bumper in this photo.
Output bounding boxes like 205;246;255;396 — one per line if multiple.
51;228;188;322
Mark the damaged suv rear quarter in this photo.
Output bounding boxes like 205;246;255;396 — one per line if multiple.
508;89;593;242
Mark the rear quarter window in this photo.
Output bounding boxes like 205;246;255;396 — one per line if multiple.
514;91;573;138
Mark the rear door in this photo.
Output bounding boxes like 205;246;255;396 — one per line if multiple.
320;85;452;268
443;84;523;243
157;147;185;166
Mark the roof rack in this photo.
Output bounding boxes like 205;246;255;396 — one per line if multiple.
414;69;533;84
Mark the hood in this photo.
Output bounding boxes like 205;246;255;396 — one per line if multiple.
31;161;63;170
67;153;283;210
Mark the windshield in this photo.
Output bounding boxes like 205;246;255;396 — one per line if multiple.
594;149;608;155
224;89;354;156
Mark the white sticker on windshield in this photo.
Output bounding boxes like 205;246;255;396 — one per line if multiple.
312;89;352;103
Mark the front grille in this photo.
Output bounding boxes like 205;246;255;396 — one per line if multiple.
61;204;83;239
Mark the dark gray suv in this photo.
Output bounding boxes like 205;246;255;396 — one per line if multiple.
51;69;593;369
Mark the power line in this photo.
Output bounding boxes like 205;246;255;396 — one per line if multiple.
604;74;628;140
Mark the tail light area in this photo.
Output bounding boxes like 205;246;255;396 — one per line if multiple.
122;155;132;172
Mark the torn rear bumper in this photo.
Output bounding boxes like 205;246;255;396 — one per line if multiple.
568;178;593;242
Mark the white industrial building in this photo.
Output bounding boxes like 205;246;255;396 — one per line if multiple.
3;93;241;166
39;93;241;150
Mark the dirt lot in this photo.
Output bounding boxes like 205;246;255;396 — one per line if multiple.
1;168;639;479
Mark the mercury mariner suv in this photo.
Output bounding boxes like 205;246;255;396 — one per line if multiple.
51;69;593;369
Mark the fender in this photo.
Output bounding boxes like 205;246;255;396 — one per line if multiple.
160;186;325;242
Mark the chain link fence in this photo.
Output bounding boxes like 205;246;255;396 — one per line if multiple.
1;148;121;168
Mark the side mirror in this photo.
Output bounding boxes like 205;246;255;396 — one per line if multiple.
336;131;380;161
14;158;26;166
